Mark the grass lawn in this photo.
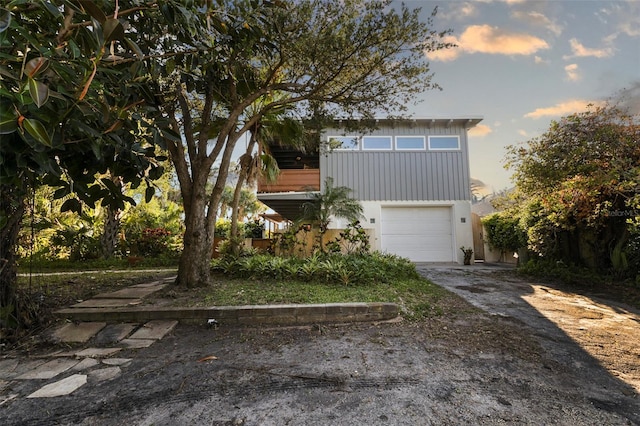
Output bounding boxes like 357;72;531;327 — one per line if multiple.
155;273;451;320
14;265;453;324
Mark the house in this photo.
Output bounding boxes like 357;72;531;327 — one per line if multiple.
257;117;483;264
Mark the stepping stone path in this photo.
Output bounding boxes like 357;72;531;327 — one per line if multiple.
0;278;177;402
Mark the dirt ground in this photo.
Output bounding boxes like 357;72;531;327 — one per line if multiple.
1;266;639;425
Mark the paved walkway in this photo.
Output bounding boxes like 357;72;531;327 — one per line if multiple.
1;275;179;402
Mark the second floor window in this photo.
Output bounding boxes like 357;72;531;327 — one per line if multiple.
396;136;426;150
362;136;392;150
428;136;460;150
328;136;359;150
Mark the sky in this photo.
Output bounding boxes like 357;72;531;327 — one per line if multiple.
400;0;640;193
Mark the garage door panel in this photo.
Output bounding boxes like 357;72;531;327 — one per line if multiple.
389;248;454;262
381;207;453;262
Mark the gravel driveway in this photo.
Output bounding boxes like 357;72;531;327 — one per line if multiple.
1;265;638;425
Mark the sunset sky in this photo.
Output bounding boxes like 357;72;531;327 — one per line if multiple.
406;0;640;192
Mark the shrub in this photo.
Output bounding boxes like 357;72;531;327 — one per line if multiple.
327;221;371;255
122;227;179;257
50;224;101;261
482;212;527;260
211;251;419;285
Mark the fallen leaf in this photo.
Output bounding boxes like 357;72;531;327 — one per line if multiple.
197;355;218;363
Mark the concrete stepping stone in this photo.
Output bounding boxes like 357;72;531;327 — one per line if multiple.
131;280;162;288
129;320;177;340
53;322;106;343
89;367;121;382
94;285;166;299
71;299;142;308
102;358;132;366
16;358;79;380
72;358;100;371
93;323;137;346
74;348;122;358
5;359;47;380
27;374;87;398
119;338;156;349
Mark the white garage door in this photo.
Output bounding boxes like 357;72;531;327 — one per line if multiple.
381;207;453;262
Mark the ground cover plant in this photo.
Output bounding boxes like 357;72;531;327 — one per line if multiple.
151;252;450;321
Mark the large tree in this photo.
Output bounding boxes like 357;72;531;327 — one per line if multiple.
0;1;164;324
151;0;454;287
505;103;640;270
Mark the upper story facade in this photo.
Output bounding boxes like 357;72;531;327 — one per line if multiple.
258;117;482;207
320;117;481;202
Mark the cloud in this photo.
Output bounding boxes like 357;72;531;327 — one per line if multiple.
599;2;640;37
461;25;549;55
511;11;563;36
517;130;528;137
524;99;604;119
564;64;581;81
468;124;493;137
564;38;614;59
426;25;549;61
534;55;547;64
459;2;477;18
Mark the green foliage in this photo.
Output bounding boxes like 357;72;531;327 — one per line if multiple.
505;103;640;271
482;212;527;255
215;219;232;238
125;228;172;257
211;251;419;286
0;1;164;209
243;220;264;239
326;221;371;255
50;221;102;262
272;224;311;257
302;178;363;232
0;0;169;315
18;172;184;261
301;178;364;252
214;219;263;240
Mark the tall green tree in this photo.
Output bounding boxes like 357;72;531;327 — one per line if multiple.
301;177;364;251
505;103;640;270
0;1;164;321
150;0;453;287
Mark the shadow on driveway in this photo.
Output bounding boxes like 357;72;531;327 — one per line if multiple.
416;263;639;417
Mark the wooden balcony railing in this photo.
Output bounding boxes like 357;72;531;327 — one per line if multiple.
258;169;320;193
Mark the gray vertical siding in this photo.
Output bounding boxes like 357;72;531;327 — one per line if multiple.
320;121;473;201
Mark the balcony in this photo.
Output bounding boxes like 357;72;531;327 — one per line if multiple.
258;169;320;193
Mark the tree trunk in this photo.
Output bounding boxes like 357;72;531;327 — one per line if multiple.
0;185;25;322
175;175;215;288
230;138;257;256
100;206;122;259
230;172;246;256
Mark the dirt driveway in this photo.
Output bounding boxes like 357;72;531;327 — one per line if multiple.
415;265;640;394
1;266;639;425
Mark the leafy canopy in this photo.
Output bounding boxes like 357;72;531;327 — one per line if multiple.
505;102;640;268
0;1;165;213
